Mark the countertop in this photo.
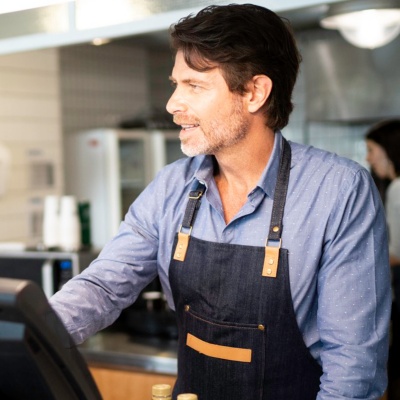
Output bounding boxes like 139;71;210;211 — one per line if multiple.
79;329;178;376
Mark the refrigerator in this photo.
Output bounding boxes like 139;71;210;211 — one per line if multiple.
64;129;182;249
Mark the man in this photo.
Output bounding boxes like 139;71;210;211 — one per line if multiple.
50;4;390;399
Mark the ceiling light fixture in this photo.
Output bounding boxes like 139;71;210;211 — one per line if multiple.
0;0;74;15
91;38;111;46
321;0;400;49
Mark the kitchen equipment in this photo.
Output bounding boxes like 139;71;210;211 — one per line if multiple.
0;249;98;298
58;195;81;251
64;128;182;249
43;195;60;249
302;28;400;122
117;276;178;339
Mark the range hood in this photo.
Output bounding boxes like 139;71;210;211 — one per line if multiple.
300;28;400;122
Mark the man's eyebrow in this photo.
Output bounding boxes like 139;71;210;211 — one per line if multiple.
168;76;204;85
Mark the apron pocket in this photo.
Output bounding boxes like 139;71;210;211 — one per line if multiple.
178;306;265;400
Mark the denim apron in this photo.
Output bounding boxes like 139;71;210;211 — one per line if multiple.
169;138;322;400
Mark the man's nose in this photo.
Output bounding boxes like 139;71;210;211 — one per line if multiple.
166;88;186;115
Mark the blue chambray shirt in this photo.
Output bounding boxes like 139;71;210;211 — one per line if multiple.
50;131;391;399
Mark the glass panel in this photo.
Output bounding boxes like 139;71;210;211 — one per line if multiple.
119;139;145;187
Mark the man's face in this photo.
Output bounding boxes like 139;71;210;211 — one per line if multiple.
166;51;250;157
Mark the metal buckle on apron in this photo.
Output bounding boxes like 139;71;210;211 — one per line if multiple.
188;190;203;200
262;238;281;278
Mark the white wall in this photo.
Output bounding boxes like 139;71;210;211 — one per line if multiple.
0;48;63;245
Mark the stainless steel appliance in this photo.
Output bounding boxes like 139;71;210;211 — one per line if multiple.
0;250;98;298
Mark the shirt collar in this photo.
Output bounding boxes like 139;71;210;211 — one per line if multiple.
192;131;285;199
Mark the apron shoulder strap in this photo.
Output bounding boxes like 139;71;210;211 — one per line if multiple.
173;181;206;262
181;180;206;231
262;137;291;278
268;137;291;242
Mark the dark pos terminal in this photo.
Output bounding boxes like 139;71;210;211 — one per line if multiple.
0;277;102;400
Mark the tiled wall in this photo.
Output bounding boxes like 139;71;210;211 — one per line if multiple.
0;48;63;245
60;42;150;134
147;47;174;111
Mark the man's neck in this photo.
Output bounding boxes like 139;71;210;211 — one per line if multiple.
213;127;275;223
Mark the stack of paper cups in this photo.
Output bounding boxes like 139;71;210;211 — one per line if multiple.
58;196;81;252
42;195;60;249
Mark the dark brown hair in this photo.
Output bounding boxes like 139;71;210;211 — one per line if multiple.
366;119;400;176
169;4;301;131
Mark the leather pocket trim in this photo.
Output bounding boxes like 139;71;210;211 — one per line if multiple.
186;333;252;363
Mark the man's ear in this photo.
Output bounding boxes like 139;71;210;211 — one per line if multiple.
245;75;273;113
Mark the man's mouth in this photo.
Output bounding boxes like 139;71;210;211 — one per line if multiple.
181;124;199;130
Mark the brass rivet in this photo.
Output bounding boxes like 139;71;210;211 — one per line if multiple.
258;324;265;331
179;244;183;249
184;305;190;311
268;258;274;265
272;226;279;232
266;268;272;275
176;253;181;257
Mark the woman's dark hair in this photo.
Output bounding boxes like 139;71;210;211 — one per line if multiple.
366;119;400;176
169;4;301;131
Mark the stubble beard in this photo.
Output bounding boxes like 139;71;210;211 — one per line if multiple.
180;98;250;157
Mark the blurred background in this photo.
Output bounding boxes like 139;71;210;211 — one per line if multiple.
0;0;399;247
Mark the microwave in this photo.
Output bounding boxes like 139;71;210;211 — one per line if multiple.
0;250;98;298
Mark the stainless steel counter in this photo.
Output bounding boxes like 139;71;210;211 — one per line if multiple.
79;330;178;376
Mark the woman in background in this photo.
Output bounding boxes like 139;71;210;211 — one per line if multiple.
366;119;400;400
366;119;400;272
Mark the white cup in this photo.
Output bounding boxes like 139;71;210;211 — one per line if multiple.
42;195;60;249
58;195;81;251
